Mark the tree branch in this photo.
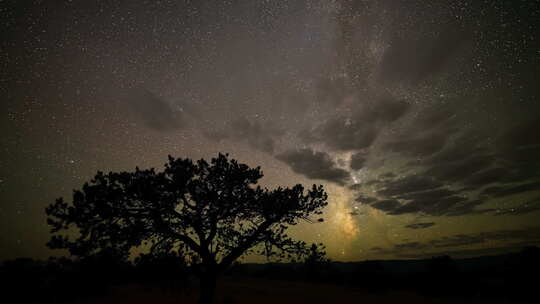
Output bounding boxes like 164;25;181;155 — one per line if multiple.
218;220;273;270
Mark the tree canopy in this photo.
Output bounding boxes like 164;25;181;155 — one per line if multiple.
46;153;329;303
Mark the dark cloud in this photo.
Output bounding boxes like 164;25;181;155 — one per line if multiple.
382;103;473;161
302;97;409;151
497;119;540;149
380;172;396;179
377;175;442;197
364;179;382;186
499;145;540;168
369;247;384;253
350;152;366;170
301;116;378;151
445;200;491;217
437;228;540;247
373;244;540;260
276;148;350;185
464;167;512;187
481;182;540;198
371;112;539;220
315;76;350;106
429;228;540;248
491;120;540;188
370;226;540;258
371;199;401;212
405;222;435;229
424;155;494;183
127;88;183;131
372;102;540;218
394;242;425;251
414;104;457;131
424;196;467;214
400;188;456;201
430;234;485;248
384;128;452;157
494;198;540;216
367;96;411;123
379;26;471;84
388;195;467;216
229;118;280;153
354;194;377;204
205;118;282;153
367;173;491;216
426;131;488;165
387;202;422;215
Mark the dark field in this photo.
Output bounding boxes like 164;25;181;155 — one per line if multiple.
2;247;538;304
70;278;477;304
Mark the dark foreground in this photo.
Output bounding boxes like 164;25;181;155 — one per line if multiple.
1;247;538;303
68;278;520;304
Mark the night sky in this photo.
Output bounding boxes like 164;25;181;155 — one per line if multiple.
1;0;539;262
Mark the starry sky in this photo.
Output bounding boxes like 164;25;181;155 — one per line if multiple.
1;0;539;262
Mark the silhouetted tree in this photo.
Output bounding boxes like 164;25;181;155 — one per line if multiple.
303;243;331;281
46;153;328;304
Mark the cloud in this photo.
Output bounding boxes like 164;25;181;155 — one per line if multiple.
399;188;455;200
371;199;401;212
497;118;540;150
362;174;490;216
380;172;396;179
491;120;540;186
354;194;377;204
384;126;457;158
382;103;466;159
423;155;494;183
494;198;540;216
394;196;477;217
367;105;540;218
315;76;349;106
405;222;436;229
430;234;485;248
355;176;479;216
394;242;425;251
370;226;540;258
377;175;443;197
301;96;409;151
447;228;540;247
276;148;350;185
378;26;471;84
127;88;183;131
385;195;468;216
481;182;540;198
372;244;539;260
350;152;366;170
229;118;280;153
301;116;378;151
205;117;282;153
500;145;540;168
367;96;411;123
463;167;512;187
444;200;491;217
279;1;540;224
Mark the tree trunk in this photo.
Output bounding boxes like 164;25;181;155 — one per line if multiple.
198;271;217;304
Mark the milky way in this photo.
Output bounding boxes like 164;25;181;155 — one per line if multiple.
1;0;539;261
